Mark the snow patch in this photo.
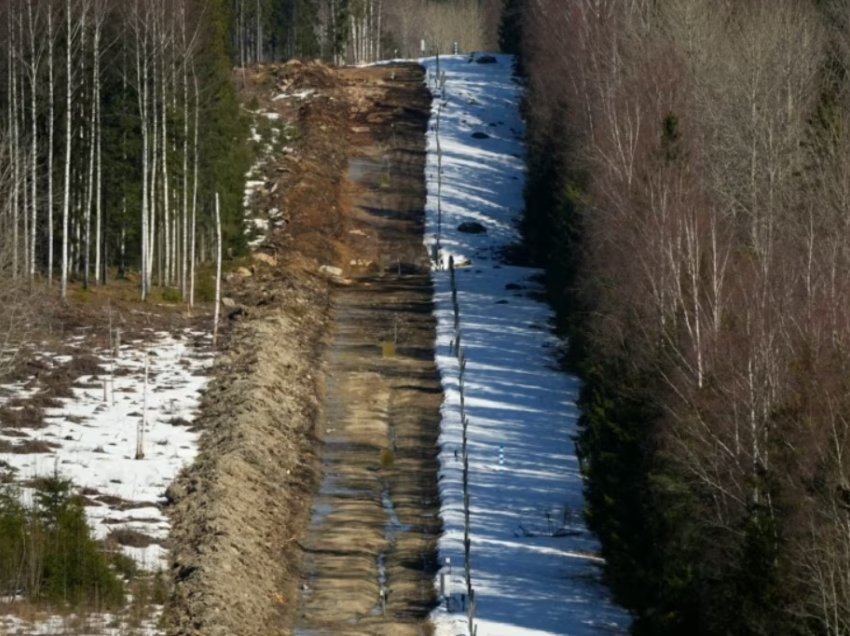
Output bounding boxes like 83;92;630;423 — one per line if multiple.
0;330;213;571
421;54;630;636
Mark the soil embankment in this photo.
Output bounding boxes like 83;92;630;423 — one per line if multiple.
165;63;437;636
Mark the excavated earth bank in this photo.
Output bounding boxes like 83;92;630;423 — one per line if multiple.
164;63;436;636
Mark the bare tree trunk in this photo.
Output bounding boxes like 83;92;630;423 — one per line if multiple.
148;10;158;291
93;1;102;283
213;192;222;346
375;0;384;60
189;65;199;311
61;0;73;299
180;3;189;296
239;0;245;68
47;6;55;285
161;19;172;290
20;61;29;274
94;59;102;283
256;0;262;63
10;8;20;281
26;0;39;282
136;1;150;300
84;26;95;289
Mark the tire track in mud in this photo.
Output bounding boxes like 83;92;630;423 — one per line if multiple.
294;65;441;636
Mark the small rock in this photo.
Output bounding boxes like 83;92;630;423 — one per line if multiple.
476;55;498;64
236;267;252;278
221;297;237;309
471;132;490;140
457;221;487;234
253;252;277;267
319;265;343;278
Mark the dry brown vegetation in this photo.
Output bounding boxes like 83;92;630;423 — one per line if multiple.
383;0;500;58
0;140;48;381
522;0;850;633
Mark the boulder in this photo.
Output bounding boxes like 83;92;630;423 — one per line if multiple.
457;221;487;234
475;55;498;64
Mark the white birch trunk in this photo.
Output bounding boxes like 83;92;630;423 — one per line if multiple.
47;6;54;285
93;4;102;283
148;13;158;291
161;27;171;290
136;1;149;300
180;6;189;296
27;0;39;282
189;66;199;311
375;0;384;60
10;10;20;280
213;192;222;346
61;0;73;298
84;44;95;289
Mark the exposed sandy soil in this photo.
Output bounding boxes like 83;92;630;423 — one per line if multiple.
163;62;438;636
295;66;439;635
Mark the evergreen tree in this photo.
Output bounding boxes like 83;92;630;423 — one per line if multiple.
498;0;521;55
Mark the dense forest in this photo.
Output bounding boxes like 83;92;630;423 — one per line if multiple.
13;0;850;632
0;0;248;304
0;0;497;312
230;0;498;64
519;1;850;634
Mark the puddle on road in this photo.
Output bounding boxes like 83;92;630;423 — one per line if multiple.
371;486;414;617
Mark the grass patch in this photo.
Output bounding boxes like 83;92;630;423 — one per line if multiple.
106;527;158;549
0;403;46;428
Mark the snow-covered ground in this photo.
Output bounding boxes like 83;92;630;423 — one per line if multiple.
0;611;161;636
243;84;310;249
422;54;631;635
0;330;213;570
244;114;286;249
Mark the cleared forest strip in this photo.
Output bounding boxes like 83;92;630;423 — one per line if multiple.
163;63;352;636
164;62;436;636
294;63;440;635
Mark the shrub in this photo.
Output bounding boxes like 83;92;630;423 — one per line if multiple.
160;287;183;304
0;477;125;609
193;264;217;303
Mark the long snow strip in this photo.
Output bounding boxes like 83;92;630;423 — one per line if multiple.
422;54;631;636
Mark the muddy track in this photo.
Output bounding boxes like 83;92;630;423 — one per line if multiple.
294;66;440;635
164;64;437;636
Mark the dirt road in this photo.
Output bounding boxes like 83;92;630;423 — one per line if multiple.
165;63;439;635
295;66;440;635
